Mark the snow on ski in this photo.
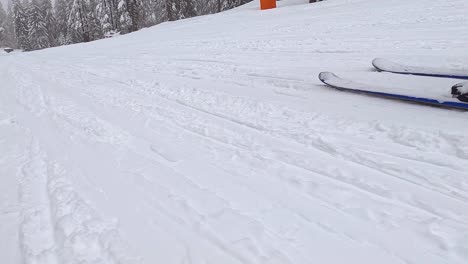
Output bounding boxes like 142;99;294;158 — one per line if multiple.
452;81;468;102
372;58;468;79
319;72;468;110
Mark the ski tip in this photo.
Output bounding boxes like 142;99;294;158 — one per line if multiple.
371;58;387;71
318;72;338;82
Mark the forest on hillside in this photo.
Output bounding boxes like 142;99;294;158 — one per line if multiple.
0;0;252;51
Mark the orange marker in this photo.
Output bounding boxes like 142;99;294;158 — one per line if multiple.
260;0;276;10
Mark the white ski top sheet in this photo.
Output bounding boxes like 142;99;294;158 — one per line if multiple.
319;71;463;103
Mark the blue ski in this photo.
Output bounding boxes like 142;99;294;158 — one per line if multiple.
318;72;468;110
372;58;468;80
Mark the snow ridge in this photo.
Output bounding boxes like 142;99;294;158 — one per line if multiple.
18;141;139;264
18;141;59;264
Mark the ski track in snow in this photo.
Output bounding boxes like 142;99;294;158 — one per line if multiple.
2;0;468;263
1;61;139;264
18;141;139;264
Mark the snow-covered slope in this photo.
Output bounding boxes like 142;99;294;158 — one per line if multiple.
1;0;468;263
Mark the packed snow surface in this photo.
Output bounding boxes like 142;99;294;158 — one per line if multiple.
1;0;468;263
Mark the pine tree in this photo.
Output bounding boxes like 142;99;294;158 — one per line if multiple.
39;0;56;46
96;0;116;35
127;0;141;32
0;2;7;45
196;0;251;15
117;0;131;32
219;0;250;12
179;0;197;19
68;0;92;42
3;1;17;47
6;0;252;49
117;0;142;33
13;0;30;50
87;0;103;40
55;0;78;45
160;0;196;22
0;3;6;23
54;0;70;44
139;0;156;27
28;0;50;50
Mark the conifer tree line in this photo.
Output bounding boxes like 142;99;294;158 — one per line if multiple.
0;0;252;51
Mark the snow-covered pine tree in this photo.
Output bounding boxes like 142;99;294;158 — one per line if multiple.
127;0;142;32
161;0;196;22
68;0;92;42
96;0;116;36
107;0;120;31
179;0;197;19
87;0;104;40
117;0;141;33
13;0;30;50
138;0;156;27
6;0;252;49
0;2;7;45
196;0;251;15
54;0;72;45
2;1;17;47
69;0;103;42
220;0;250;11
204;0;222;13
28;0;50;50
153;0;168;22
117;0;131;32
39;0;56;46
0;3;5;24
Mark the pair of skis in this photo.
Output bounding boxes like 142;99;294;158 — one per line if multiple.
319;58;468;110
